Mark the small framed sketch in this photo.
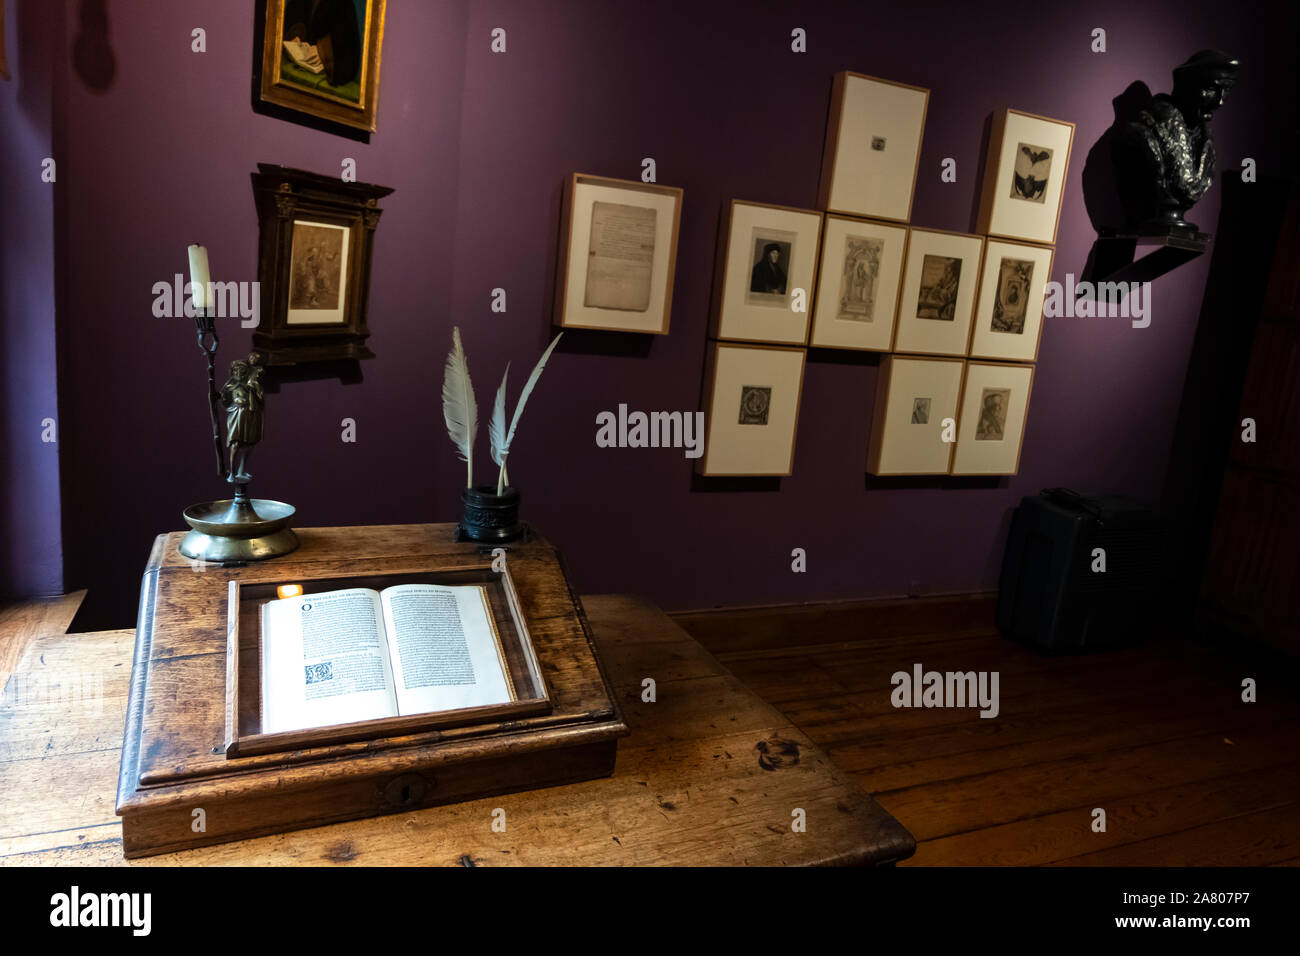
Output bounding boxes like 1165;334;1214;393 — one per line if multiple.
968;240;1054;361
809;216;908;351
867;356;965;476
255;0;387;134
891;228;985;356
951;361;1035;476
977;109;1075;245
250;164;393;365
818;72;929;222
555;174;683;334
712;200;822;345
699;343;806;476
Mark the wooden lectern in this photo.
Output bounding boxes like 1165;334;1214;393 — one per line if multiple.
116;524;627;858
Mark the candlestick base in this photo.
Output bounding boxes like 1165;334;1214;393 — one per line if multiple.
178;495;298;564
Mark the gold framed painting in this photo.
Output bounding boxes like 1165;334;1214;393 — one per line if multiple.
712;200;823;345
809;215;909;352
967;239;1054;362
950;361;1035;476
867;355;965;476
698;343;807;477
257;0;386;134
976;109;1075;246
817;71;929;223
891;228;985;356
554;174;684;334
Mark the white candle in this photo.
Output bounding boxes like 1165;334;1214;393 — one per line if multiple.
187;244;210;311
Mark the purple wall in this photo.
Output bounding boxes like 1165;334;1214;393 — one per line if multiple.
34;0;1293;627
1;0;63;598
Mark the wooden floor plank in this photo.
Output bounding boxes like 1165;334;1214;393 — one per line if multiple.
1047;803;1300;866
910;764;1300;866
0;591;88;692
706;618;1300;866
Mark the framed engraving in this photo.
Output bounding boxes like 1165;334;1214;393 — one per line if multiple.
555;174;683;334
809;216;908;351
950;361;1035;475
977;109;1076;245
699;343;806;476
818;71;929;222
712;200;823;345
892;228;985;356
251;164;392;365
867;356;965;476
255;0;387;134
968;239;1054;361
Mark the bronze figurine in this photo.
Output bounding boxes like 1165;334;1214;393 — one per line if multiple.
220;353;266;483
1116;50;1241;235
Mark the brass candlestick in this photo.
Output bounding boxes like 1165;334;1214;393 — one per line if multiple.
178;306;298;564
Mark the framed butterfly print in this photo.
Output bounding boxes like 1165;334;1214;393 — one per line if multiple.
976;109;1075;246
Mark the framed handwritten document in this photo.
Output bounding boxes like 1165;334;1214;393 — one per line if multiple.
555;174;683;334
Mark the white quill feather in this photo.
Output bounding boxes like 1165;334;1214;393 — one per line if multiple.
494;333;562;493
441;327;477;488
489;363;510;468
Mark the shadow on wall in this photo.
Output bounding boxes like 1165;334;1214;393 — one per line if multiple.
1081;81;1153;236
73;0;115;91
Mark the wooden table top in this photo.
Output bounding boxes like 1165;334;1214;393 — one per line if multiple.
0;593;915;866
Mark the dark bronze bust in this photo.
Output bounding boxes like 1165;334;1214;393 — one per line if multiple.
1116;50;1241;235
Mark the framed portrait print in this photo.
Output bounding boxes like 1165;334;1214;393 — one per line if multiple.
950;361;1035;476
867;356;965;476
809;216;908;351
250;164;393;365
712;200;822;345
256;0;386;134
891;228;985;356
698;343;806;477
976;109;1075;245
818;72;929;222
555;174;683;334
968;239;1054;362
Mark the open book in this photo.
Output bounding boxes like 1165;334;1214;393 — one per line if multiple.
260;584;516;735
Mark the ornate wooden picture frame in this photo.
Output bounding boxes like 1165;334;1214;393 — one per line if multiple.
255;0;386;134
251;164;393;366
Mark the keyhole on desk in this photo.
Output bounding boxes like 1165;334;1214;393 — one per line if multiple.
383;772;429;809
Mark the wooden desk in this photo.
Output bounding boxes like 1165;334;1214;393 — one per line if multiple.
0;594;915;866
